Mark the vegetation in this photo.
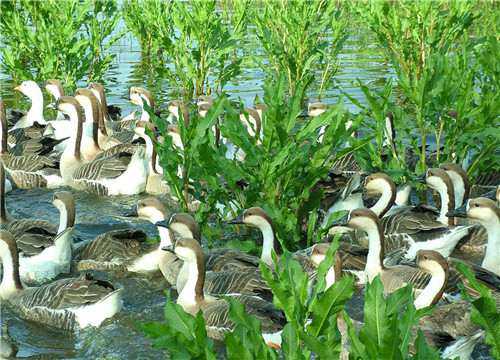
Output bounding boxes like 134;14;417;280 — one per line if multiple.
0;0;122;89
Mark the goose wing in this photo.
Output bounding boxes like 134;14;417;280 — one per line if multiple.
381;265;432;294
11;137;67;156
203;295;285;340
205;249;260;272
6;219;57;237
2;154;56;172
73;157;128;181
16;233;55;256
17;273;117;310
204;270;272;300
94;143;138;161
74;229;148;262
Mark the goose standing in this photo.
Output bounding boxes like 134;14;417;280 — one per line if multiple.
0;230;122;330
0;100;61;189
173;237;285;345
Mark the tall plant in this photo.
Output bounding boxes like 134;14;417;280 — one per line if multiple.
252;0;348;98
358;1;476;172
0;0;122;88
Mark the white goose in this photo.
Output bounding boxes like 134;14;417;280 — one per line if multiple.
0;230;122;331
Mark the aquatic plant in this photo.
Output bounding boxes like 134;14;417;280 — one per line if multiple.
252;0;348;98
0;0;122;88
150;75;356;250
357;0;476;173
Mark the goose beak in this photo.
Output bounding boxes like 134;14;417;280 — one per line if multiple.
227;214;244;225
123;207;138;217
155;220;169;228
161;244;174;253
446;204;467;218
330;212;349;227
415;174;426;184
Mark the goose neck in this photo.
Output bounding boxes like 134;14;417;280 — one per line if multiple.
482;218;500;273
177;255;204;313
0;110;7;154
259;222;276;266
365;223;385;282
0;243;23;299
26;90;46;125
0;167;8;224
414;265;447;309
157;227;172;248
370;184;396;218
435;183;455;225
56;202;75;234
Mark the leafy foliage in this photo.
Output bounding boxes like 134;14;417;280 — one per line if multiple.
252;0;348;98
456;262;500;359
0;0;122;88
141;295;216;360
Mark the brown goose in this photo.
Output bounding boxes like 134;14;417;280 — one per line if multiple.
88;82;121;121
173;237;285;345
0;230;122;331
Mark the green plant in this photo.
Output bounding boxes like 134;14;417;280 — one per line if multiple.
252;0;348;98
0;0;122;88
456;263;500;358
150;75;356;250
357;1;476;172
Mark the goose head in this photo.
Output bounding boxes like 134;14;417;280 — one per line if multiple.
198;102;212;118
52;191;76;231
197;95;213;107
14;80;42;100
174;237;203;264
134;120;156;137
168;100;189;124
335;208;382;235
229;207;274;231
309;243;342;288
75;88;101;124
448;198;499;228
45;79;64;100
425;168;455;224
167;213;201;242
132;197;167;224
439;162;469;207
130;87;154;108
308;102;327;117
364;172;396;217
57;96;83;119
416;250;449;275
255;104;267;120
88;82;106;104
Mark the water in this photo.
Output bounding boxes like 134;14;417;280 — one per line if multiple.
0;22;491;360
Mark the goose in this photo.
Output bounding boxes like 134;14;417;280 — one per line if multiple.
333;208;499;295
448;198;500;276
0;230;122;331
167;100;189;125
308;101;328;142
15;191;75;284
173;237;285;345
240;104;266;141
88;82;121;122
57;96;148;196
114;86;154;131
74;88;103;161
439;163;470;208
0;100;61;189
379;168;472;259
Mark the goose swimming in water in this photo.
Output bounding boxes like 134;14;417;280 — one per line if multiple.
0;230;122;331
57;96;148;195
173;237;285;345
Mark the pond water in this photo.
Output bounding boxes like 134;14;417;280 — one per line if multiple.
0;22;491;360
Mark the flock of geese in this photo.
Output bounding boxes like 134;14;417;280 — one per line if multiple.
0;80;499;359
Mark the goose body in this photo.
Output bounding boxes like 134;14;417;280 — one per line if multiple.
1;100;62;189
0;230;122;330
